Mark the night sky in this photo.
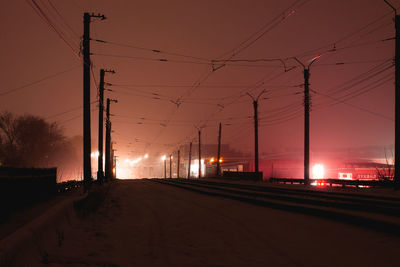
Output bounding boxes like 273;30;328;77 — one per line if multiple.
1;0;396;166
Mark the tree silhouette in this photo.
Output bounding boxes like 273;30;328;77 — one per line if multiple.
0;112;69;168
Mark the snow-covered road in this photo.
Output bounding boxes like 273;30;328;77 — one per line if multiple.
26;179;400;266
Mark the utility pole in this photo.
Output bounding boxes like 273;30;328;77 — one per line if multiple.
294;56;320;185
82;12;106;188
105;98;117;180
188;142;192;178
164;157;167;178
169;154;172;178
177;149;180;178
83;13;91;186
97;69;115;183
385;0;400;189
216;122;222;176
247;90;267;174
198;130;201;178
97;69;105;183
111;147;116;179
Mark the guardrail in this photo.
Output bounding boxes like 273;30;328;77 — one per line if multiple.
222;171;263;181
269;177;393;187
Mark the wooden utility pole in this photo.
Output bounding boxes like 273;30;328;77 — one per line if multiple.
111;146;115;178
177;149;180;178
83;13;91;185
105;98;117;180
97;69;115;183
198;130;201;178
188;142;192;179
83;12;106;187
169;154;172;178
97;69;105;183
216;122;222;176
164;158;167;178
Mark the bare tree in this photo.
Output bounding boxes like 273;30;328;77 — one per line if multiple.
376;147;394;181
0;112;66;168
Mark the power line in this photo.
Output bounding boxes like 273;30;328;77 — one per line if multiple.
216;0;309;60
45;100;97;120
26;0;81;59
313;89;394;121
0;65;80;96
95;39;210;62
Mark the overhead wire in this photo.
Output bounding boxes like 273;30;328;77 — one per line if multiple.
26;0;81;59
0;65;80;96
96;39;210;62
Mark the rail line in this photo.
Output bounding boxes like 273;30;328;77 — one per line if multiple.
151;178;400;236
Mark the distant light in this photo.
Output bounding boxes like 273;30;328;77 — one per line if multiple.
210;157;215;163
312;164;324;179
144;154;149;159
219;157;223;163
161;155;166;161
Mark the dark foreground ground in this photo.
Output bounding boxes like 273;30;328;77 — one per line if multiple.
2;179;400;266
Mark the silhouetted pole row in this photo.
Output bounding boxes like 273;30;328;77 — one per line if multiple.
385;0;400;189
97;69;115;183
105;98;117;180
82;12;106;187
188;142;192;178
247;90;266;174
198;130;201;178
294;57;320;185
216;122;222;176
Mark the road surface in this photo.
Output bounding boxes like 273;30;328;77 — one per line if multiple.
21;179;400;266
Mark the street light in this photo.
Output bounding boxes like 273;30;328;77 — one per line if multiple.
246;89;268;174
293;55;321;185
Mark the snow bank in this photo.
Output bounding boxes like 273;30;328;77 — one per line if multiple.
0;194;83;266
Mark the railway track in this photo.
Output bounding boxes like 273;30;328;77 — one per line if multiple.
152;178;400;236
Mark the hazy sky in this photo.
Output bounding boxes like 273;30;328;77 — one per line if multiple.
1;0;396;162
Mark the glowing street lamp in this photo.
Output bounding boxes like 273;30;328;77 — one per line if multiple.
312;164;324;179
